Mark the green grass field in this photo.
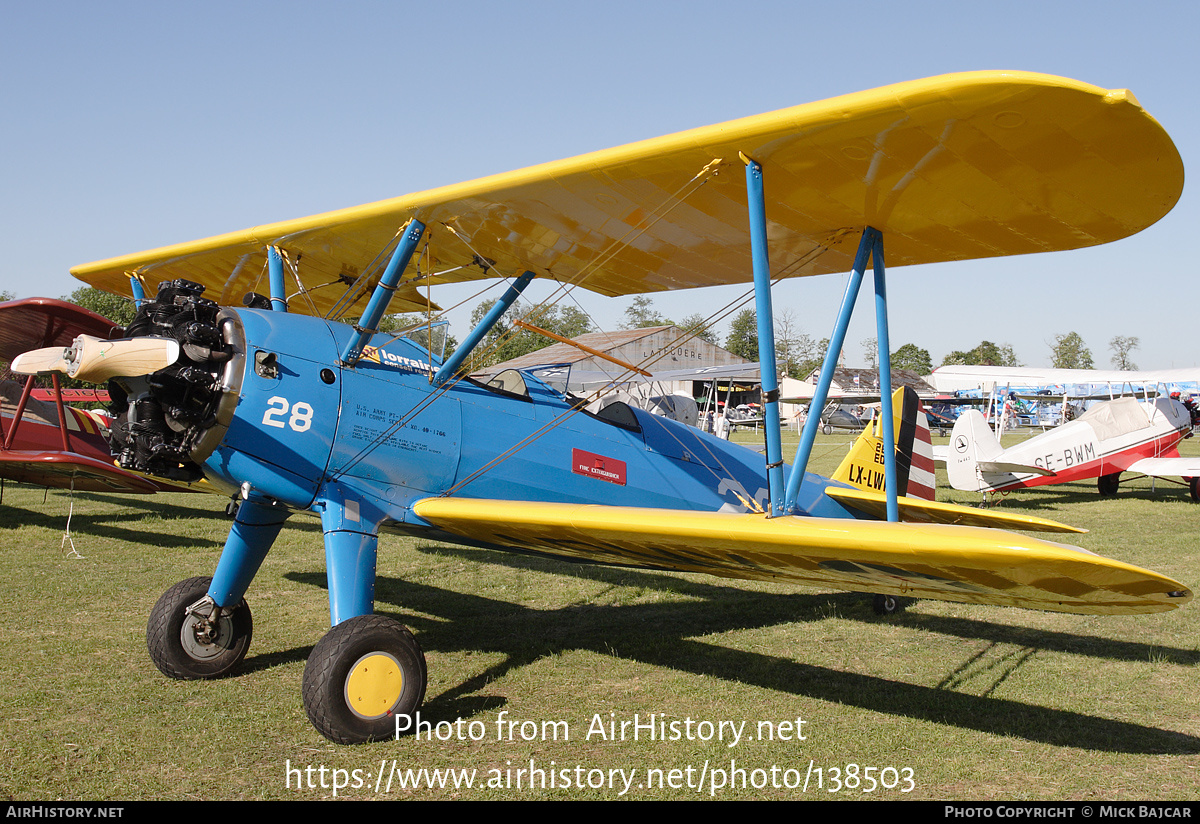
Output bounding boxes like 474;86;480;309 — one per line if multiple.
1;429;1197;800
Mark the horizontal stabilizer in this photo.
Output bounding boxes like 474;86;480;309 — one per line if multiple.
823;486;1084;533
977;461;1057;477
412;498;1188;615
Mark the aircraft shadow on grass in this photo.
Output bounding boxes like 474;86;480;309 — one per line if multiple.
0;493;225;549
955;479;1199;512
280;545;1199;755
68;491;226;519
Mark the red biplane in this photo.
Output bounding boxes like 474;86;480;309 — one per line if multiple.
0;297;188;494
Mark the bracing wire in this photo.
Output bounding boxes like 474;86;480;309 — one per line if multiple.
327;158;783;495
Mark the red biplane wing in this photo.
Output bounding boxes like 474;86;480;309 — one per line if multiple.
0;297;122;362
0;451;160;493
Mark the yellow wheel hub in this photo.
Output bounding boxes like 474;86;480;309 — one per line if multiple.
344;652;404;719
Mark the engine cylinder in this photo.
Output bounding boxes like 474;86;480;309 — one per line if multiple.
108;280;244;481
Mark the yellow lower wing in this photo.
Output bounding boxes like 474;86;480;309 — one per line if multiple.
411;498;1190;615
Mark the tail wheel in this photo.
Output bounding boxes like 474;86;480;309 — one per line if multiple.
147;576;252;680
302;614;427;744
1097;473;1121;496
872;593;907;616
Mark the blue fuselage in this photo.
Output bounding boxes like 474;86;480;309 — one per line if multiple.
200;309;846;532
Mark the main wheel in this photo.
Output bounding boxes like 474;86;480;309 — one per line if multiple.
302;614;427;744
1189;477;1199;503
822;423;833;435
1097;472;1121;496
147;576;252;680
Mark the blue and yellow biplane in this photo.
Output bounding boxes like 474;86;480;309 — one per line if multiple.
14;71;1190;744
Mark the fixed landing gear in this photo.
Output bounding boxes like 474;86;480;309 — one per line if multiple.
147;576;252;680
302;614;427;744
147;495;430;744
872;593;908;616
1097;472;1121;496
1189;477;1200;503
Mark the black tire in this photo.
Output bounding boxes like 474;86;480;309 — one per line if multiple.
872;593;906;616
147;576;252;680
1098;472;1121;496
1189;477;1199;503
822;423;833;435
302;614;427;745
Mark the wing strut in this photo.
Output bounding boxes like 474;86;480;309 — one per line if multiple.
432;271;535;386
339;219;426;366
743;157;786;515
267;247;288;312
2;376;37;450
873;239;898;521
128;274;146;308
785;228;898;521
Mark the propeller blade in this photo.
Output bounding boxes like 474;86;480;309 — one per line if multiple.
10;346;73;375
69;336;181;383
10;335;180;383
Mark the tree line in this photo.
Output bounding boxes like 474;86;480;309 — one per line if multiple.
690;305;1142;377
1047;331;1139;371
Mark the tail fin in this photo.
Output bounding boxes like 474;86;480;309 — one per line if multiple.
832;387;935;500
945;409;1002;492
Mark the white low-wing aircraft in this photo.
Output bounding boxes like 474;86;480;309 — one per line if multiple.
945;395;1200;501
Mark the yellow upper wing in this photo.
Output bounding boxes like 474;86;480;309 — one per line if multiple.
410;498;1190;615
73;71;1182;316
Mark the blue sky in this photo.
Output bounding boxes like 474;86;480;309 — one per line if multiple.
2;1;1195;369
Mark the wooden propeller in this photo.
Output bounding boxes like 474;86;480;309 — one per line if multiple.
12;335;180;383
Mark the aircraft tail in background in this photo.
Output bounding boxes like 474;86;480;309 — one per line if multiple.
946;409;1011;492
832;387;935;501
